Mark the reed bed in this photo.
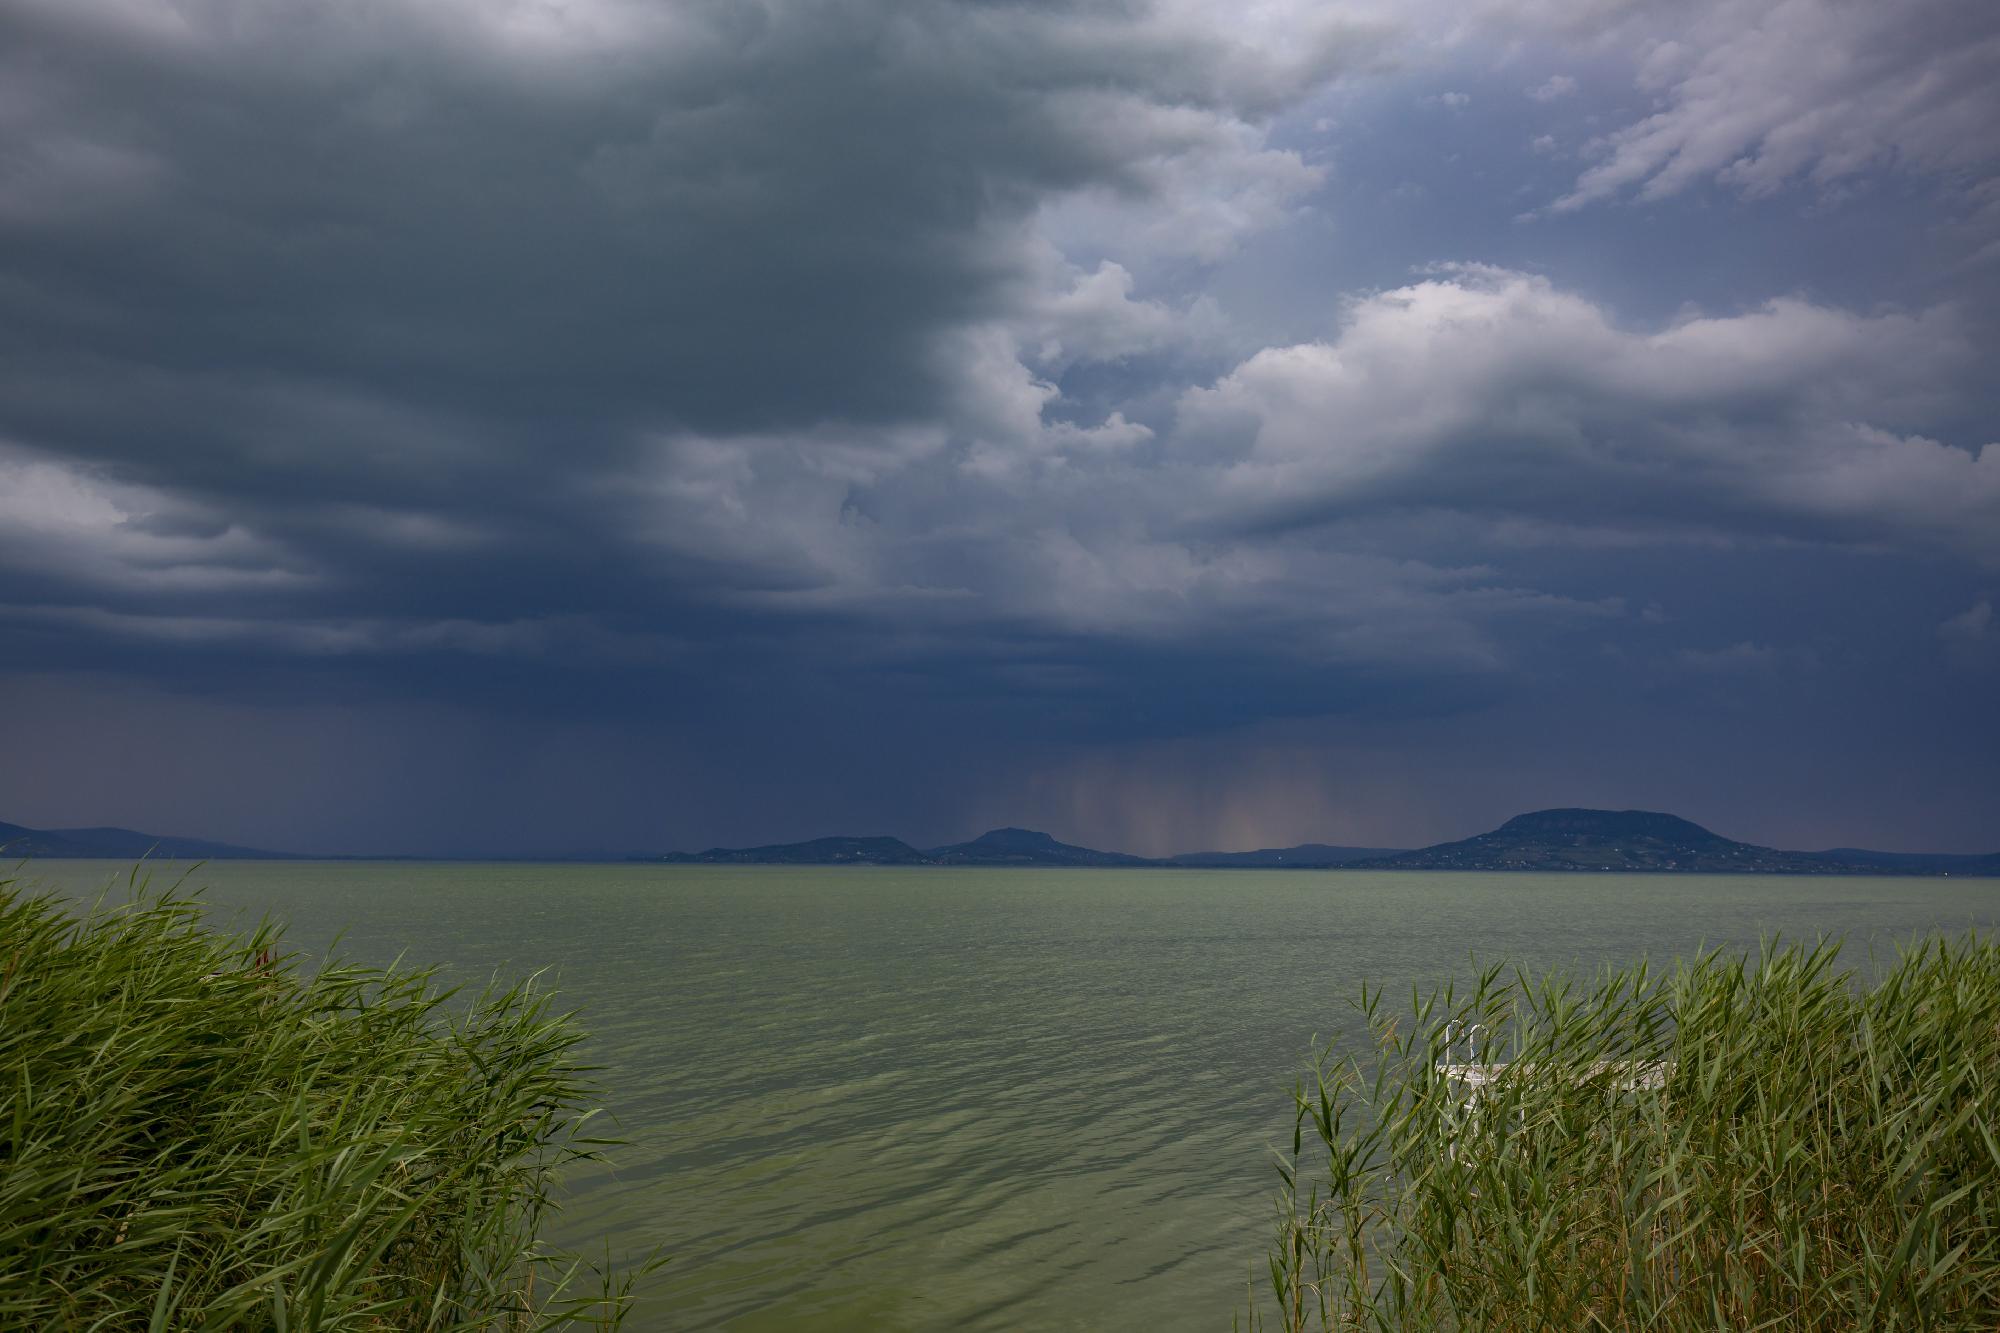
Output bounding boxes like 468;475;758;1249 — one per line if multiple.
1253;937;2000;1330
0;871;649;1329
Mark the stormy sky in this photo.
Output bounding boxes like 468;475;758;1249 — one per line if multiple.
2;0;1996;857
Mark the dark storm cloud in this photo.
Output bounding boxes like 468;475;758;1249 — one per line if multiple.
0;0;1352;442
1;0;1997;854
0;0;1359;645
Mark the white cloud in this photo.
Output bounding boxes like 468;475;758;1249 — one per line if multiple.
1174;267;1997;561
1027;260;1201;367
0;443;310;592
1035;104;1327;262
1546;0;2000;210
1527;74;1577;102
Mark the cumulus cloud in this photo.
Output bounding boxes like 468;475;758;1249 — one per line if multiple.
1527;74;1577;102
1032;111;1327;263
1024;260;1231;369
1176;267;1995;561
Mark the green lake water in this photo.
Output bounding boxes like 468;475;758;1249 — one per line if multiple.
18;862;2000;1329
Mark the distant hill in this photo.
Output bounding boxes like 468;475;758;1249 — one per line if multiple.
656;812;1997;874
660;835;933;865
1347;809;1990;875
1812;847;2000;876
1169;843;1407;868
929;827;1151;867
0;819;297;861
12;809;1990;874
659;827;1152;867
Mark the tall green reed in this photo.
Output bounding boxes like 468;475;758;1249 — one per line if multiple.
0;870;656;1329
1250;937;2000;1330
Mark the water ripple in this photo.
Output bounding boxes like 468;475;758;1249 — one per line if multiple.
21;861;1999;1330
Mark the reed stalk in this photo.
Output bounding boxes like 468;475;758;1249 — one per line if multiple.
1250;937;2000;1330
0;870;654;1329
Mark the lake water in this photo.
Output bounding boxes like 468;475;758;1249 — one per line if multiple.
17;861;2000;1330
